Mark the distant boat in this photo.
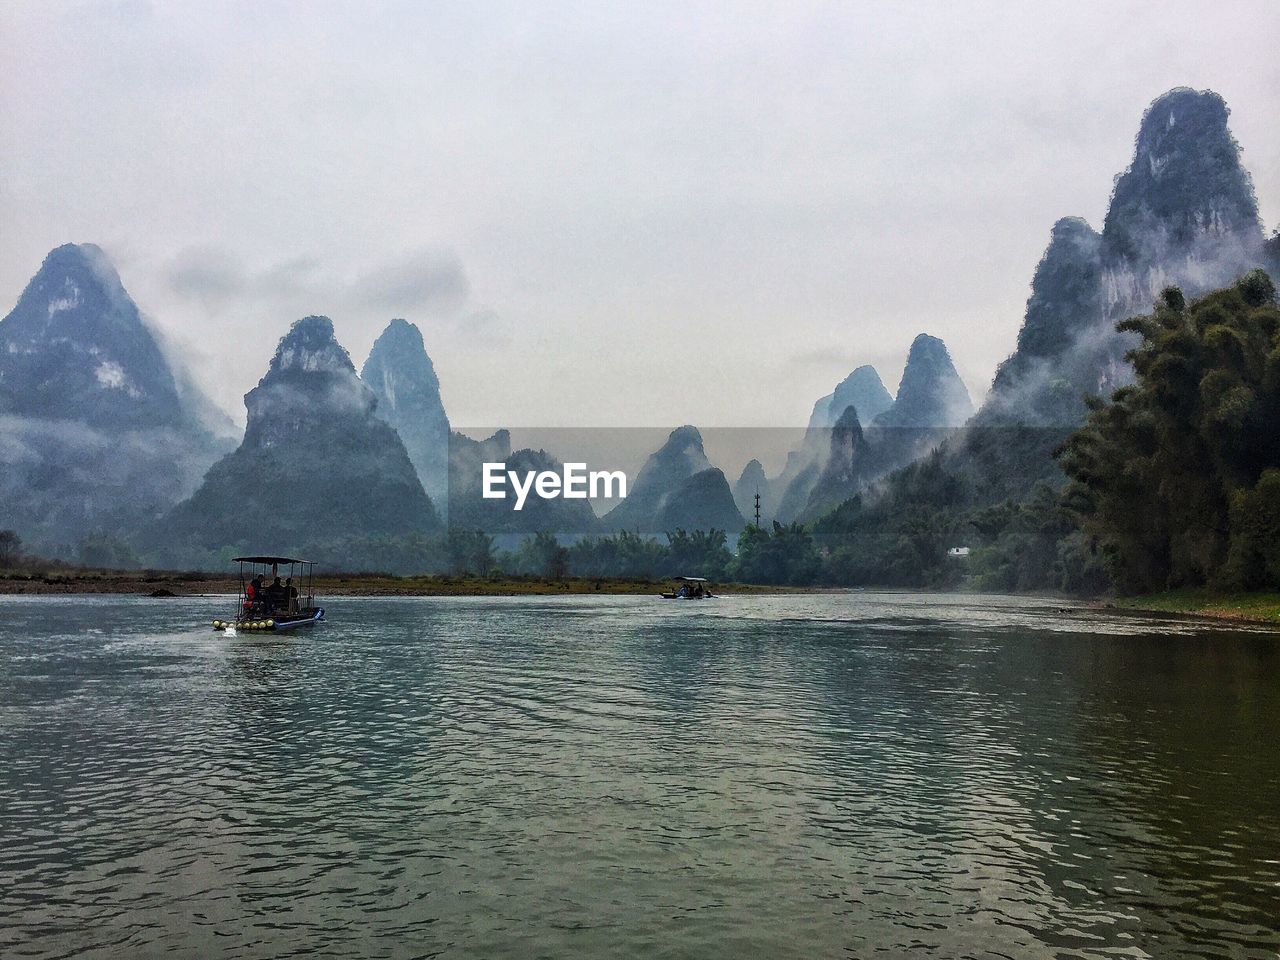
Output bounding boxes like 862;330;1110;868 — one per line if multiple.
660;576;715;600
212;555;325;632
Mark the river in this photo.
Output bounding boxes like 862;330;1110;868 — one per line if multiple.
1;593;1277;958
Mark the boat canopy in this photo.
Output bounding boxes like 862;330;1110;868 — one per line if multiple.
232;555;313;565
674;576;709;582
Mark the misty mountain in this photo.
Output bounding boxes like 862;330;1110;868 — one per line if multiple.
770;341;968;523
986;217;1104;424
984;87;1268;430
2;244;194;427
602;425;744;533
652;468;746;534
446;427;510;523
871;335;973;430
152;316;440;561
810;86;1278;566
807;365;894;429
0;244;232;555
1100;87;1265;320
938;86;1274;505
361;318;451;507
768;363;893;523
801;405;868;522
733;458;768;520
770;453;823;526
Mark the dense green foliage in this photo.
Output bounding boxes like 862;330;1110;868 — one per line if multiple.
814;272;1279;595
1059;271;1280;591
810;451;1102;592
566;529;733;580
733;523;821;585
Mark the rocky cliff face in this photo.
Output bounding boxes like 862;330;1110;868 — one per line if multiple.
156;316;439;558
1100;88;1264;320
989;217;1103;415
979;88;1267;433
922;86;1274;509
0;244;231;555
361;319;451;506
602;425;744;533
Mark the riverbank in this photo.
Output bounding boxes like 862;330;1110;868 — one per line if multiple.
7;568;1278;620
1107;590;1280;625
0;568;797;597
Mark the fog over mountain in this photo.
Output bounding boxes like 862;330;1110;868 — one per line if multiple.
602;426;744;534
767;337;969;523
362;319;451;507
1101;89;1265;318
0;244;231;555
807;366;894;431
871;335;973;431
985;217;1103;425
975;87;1270;441
2;4;1275;429
854;85;1278;526
802;405;868;522
1;0;1278;601
152;316;439;563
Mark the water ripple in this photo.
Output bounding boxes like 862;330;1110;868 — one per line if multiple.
1;593;1278;958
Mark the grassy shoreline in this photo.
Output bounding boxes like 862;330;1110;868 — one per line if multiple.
1106;590;1280;625
0;568;801;597
5;567;1280;625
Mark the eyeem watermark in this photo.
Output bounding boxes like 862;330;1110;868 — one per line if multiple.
482;462;627;511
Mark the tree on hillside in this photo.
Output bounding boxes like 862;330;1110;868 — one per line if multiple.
663;528;731;579
569;531;666;579
733;522;820;585
446;530;496;577
0;530;22;567
1059;271;1280;592
511;532;570;579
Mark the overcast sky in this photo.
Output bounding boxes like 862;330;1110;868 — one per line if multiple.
2;1;1277;430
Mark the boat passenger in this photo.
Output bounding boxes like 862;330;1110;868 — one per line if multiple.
285;578;299;613
265;577;285;611
246;575;264;611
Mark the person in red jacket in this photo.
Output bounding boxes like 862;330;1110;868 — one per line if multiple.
244;574;263;612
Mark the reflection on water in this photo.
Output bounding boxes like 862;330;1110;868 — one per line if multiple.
1;593;1277;959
